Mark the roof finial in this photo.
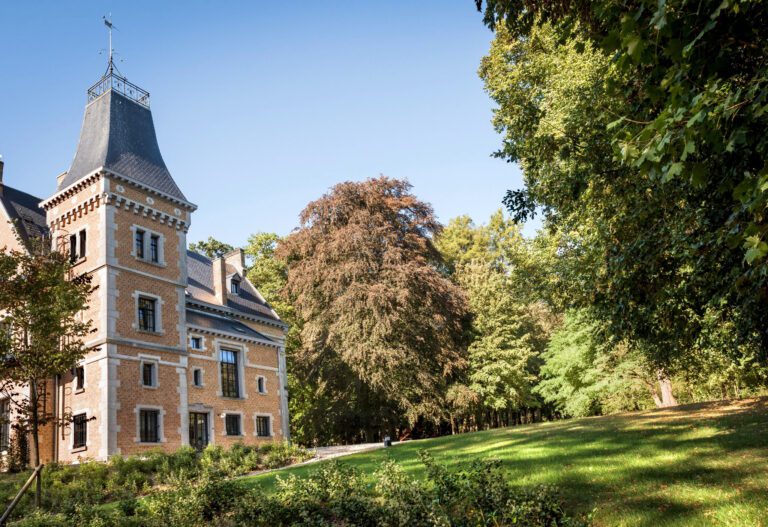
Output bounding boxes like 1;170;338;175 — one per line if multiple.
103;15;116;75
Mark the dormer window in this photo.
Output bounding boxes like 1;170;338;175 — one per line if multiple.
230;279;240;295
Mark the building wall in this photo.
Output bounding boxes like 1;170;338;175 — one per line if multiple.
186;331;285;446
9;171;290;465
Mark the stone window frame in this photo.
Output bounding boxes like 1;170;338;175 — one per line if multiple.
0;398;11;454
134;405;167;444
215;340;247;400
189;335;204;351
132;291;165;335
256;375;267;395
221;411;245;437
139;356;160;389
253;413;274;438
73;364;86;393
71;411;89;452
67;226;89;265
192;367;204;388
129;224;166;267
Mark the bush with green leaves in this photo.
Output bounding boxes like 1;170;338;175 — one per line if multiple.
9;451;585;526
2;442;311;523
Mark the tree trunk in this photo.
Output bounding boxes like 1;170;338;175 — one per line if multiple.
657;372;678;407
29;379;41;508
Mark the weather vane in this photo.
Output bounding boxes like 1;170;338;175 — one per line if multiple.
103;15;117;74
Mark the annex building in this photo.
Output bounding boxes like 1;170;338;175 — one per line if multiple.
0;62;290;463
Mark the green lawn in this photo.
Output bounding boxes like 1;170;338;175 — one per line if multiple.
245;398;768;527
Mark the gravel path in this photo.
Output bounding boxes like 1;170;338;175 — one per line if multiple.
244;442;389;478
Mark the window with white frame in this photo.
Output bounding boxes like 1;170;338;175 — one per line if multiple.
220;349;240;398
73;366;85;392
138;297;158;332
225;414;241;436
192;368;203;387
133;226;164;265
141;361;157;388
72;413;87;449
255;415;270;437
190;336;202;350
68;229;87;263
0;399;10;452
230;278;240;295
139;409;161;443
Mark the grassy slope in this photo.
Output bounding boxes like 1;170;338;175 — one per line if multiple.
245;398;768;527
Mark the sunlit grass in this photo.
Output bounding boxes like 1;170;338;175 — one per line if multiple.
244;398;768;526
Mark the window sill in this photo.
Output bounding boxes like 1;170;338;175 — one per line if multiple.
135;257;166;268
75;388;85;395
225;434;244;438
257;392;268;396
135;440;165;445
141;384;159;390
70;257;87;268
220;396;245;401
71;446;87;453
136;329;165;336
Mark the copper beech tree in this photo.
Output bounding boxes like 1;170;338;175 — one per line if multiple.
277;177;469;438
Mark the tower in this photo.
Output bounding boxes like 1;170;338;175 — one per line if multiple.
41;66;197;460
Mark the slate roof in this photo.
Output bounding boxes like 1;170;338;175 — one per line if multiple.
60;89;187;202
186;250;280;322
186;309;275;342
0;185;48;244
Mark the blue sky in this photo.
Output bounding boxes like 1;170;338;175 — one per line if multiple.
0;1;535;246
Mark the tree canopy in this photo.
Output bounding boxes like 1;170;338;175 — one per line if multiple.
277;176;469;437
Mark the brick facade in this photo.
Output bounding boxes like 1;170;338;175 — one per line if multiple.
0;74;289;464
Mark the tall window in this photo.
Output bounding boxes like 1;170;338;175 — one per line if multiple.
257;376;266;394
79;230;87;259
230;279;240;295
142;362;156;387
74;366;85;391
73;413;87;449
139;409;160;443
0;399;10;452
255;416;270;437
220;349;239;398
138;297;156;332
69;229;87;262
225;414;241;436
150;235;159;263
69;234;77;263
135;229;145;259
192;368;202;387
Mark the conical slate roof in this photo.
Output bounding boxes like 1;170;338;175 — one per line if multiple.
60;86;187;201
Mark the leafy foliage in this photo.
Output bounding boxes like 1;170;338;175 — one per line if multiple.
0;235;94;480
277;177;469;435
536;311;657;417
477;8;768;373
188;237;235;259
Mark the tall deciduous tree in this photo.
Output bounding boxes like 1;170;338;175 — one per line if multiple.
476;0;768;368
189;237;235;259
0;237;93;505
277;177;469;436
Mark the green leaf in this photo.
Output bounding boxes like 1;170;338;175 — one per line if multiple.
665;162;683;181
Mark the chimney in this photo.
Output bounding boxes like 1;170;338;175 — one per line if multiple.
224;248;245;275
212;256;227;305
0;157;4;196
